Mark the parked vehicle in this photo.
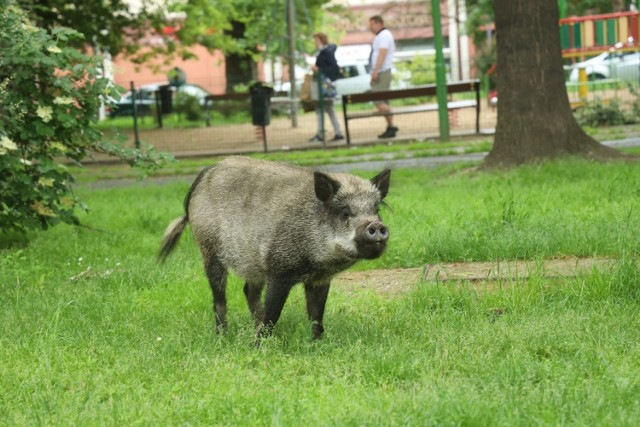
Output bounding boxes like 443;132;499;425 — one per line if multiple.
568;51;640;82
108;82;211;118
276;61;371;103
334;61;372;98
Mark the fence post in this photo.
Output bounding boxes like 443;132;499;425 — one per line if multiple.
130;81;140;149
154;90;163;129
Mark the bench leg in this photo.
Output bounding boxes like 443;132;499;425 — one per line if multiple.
475;82;481;133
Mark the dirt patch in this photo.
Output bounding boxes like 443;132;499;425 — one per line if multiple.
333;257;617;295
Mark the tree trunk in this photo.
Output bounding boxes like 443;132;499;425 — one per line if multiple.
225;21;256;93
485;0;621;167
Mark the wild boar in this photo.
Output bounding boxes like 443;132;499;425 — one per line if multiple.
159;156;390;341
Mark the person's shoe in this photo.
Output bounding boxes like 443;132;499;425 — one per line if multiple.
308;134;323;143
378;126;398;139
329;135;344;142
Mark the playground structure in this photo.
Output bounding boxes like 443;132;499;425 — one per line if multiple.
559;11;640;107
560;10;639;58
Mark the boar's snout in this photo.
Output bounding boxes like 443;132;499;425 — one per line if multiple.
356;220;389;259
365;221;389;243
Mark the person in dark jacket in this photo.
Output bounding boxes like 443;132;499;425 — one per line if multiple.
309;32;344;143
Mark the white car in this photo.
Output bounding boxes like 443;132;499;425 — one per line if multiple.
569;51;640;82
109;82;211;117
276;61;372;102
334;61;371;98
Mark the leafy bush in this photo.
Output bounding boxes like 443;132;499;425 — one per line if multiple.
474;42;497;89
174;92;203;122
0;0;172;233
395;55;437;86
573;99;638;127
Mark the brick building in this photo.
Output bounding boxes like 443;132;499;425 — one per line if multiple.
109;0;472;94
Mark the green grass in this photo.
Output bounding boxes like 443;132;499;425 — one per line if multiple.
69;138;493;183
74;123;640;183
96;110;254;132
2;158;640;425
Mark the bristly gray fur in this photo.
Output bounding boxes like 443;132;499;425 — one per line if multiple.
158;156;391;339
184;165;215;219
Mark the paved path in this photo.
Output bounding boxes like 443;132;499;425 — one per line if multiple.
87;137;640;189
322;137;639;172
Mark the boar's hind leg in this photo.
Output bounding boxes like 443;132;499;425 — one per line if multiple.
243;282;265;325
304;282;331;339
257;281;294;338
204;256;228;333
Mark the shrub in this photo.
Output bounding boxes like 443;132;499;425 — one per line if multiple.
573;100;636;127
395;55;437;86
174;92;203;122
0;0;172;233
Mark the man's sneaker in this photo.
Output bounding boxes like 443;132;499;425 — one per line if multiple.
329;135;344;142
308;134;323;143
378;126;398;139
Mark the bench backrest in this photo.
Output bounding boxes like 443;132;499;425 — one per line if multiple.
342;79;480;104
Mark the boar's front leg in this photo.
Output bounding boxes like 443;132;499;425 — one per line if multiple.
256;280;294;339
304;282;331;339
243;282;265;325
204;255;228;333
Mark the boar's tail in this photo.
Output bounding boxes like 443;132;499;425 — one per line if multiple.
158;216;188;263
159;165;213;263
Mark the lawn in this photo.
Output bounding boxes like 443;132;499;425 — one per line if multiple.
2;158;640;425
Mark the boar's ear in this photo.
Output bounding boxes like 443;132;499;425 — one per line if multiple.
314;171;341;202
371;169;391;199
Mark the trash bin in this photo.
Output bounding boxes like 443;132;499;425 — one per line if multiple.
159;85;173;114
249;82;274;126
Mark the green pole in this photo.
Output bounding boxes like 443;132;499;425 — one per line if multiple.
431;0;449;141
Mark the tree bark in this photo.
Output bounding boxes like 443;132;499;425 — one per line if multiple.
485;0;621;167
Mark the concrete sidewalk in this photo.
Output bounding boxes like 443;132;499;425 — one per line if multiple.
86;137;640;189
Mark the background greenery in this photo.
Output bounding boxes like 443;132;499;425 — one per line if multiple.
0;1;171;233
2;158;640;425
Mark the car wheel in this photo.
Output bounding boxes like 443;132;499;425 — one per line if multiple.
588;73;606;81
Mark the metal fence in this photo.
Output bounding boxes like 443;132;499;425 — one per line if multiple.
101;65;640;159
101;77;496;158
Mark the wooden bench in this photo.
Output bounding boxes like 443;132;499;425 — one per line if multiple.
341;80;481;144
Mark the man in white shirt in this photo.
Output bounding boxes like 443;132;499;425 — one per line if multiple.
369;15;397;139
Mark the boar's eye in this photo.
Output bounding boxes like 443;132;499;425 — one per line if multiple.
340;207;352;221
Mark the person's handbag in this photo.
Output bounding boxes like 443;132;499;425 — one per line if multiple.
300;74;315;112
300;74;312;102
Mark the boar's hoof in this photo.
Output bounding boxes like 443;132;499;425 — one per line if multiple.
311;322;324;340
256;323;274;339
254;323;275;348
